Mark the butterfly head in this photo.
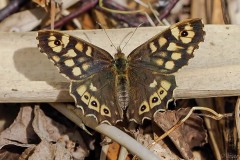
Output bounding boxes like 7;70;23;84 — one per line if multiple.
114;47;126;60
116;46;122;53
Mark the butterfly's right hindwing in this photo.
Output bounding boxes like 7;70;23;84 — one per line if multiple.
37;30;113;80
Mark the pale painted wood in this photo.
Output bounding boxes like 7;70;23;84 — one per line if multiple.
0;24;239;102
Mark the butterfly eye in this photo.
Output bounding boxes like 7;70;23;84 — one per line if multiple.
140;105;146;111
100;105;111;117
159;90;164;95
91;101;97;107
181;30;188;37
152;97;159;103
103;108;109;114
54;40;62;46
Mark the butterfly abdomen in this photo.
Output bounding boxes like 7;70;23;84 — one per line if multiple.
115;75;129;111
114;52;130;110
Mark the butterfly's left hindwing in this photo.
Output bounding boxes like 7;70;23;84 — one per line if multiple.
70;70;123;125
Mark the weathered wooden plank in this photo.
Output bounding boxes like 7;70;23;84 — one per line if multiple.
0;24;239;102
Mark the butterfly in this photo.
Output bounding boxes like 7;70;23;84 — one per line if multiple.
37;19;205;125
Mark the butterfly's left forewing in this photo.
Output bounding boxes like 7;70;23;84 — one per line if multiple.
37;30;113;80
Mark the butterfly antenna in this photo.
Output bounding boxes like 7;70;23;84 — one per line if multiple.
96;21;118;52
121;23;144;52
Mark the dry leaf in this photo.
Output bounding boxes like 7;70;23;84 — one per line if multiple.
0;149;21;160
130;122;181;159
0;8;47;32
32;105;89;159
154;108;207;159
25;140;72;160
0;104;89;160
0;105;37;149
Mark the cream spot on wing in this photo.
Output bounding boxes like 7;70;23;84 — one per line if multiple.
100;104;111;117
154;58;164;65
86;46;92;57
167;42;183;51
187;46;194;54
61;35;69;47
77;85;87;96
160;52;167;57
158;37;167;46
171;52;182;60
48;36;56;41
90;83;97;91
165;61;175;70
82;63;90;71
64;49;77;57
72;67;81;76
149;80;157;88
139;101;150;115
161;80;171;90
78;57;87;63
149;92;161;109
52;55;60;62
149;42;157;53
180;37;191;44
81;92;90;105
171;27;180;40
88;96;100;112
184;25;193;30
75;43;83;52
48;41;55;47
64;59;75;67
186;31;195;37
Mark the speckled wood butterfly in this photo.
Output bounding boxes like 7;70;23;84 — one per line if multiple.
37;19;205;125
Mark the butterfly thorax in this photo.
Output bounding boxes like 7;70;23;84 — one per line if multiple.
114;52;129;111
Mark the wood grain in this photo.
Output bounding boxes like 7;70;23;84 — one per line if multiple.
0;25;239;102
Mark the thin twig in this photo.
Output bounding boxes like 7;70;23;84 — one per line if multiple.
204;0;213;23
50;0;56;30
45;0;98;29
158;0;180;20
96;0;149;27
148;106;228;149
99;0;144;14
220;0;231;24
0;0;30;22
